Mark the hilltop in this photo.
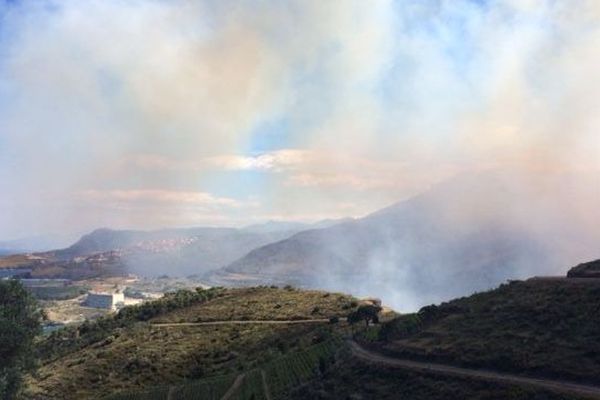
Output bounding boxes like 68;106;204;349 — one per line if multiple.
568;259;600;278
28;286;362;400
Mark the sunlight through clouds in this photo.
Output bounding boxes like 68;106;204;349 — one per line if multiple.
0;0;599;237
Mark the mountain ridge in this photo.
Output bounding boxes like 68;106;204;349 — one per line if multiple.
209;172;600;310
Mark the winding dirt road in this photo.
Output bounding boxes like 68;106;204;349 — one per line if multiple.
349;341;600;399
151;319;333;327
220;373;245;400
151;319;600;398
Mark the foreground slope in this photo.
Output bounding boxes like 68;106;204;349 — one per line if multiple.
29;264;600;399
29;287;357;399
374;277;600;385
291;358;588;400
291;267;600;399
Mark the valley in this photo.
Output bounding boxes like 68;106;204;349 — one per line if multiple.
2;2;599;399
1;176;599;400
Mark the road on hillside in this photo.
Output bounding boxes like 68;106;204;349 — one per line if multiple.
349;341;600;399
221;373;246;400
151;318;338;327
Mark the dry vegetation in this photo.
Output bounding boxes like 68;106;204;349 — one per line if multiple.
151;286;356;323
28;287;357;400
290;356;583;400
374;279;600;385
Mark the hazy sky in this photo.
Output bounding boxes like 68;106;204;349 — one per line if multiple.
0;0;599;239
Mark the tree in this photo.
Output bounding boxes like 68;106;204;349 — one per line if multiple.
347;304;382;327
0;280;44;399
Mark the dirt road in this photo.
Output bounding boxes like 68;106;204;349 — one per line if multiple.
220;373;245;400
349;341;600;399
152;319;334;327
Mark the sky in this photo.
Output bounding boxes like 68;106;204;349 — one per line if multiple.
0;0;599;240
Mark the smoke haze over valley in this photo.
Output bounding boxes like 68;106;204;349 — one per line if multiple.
1;0;599;309
4;4;600;400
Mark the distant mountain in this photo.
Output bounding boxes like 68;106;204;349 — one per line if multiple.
209;172;600;310
54;225;310;277
0;220;354;279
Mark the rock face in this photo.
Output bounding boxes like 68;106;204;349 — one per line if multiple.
567;259;600;278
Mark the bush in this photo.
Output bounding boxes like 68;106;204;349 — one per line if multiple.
0;280;44;399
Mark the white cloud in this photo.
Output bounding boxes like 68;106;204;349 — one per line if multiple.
78;189;248;209
0;0;599;238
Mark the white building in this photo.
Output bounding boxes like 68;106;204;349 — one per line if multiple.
85;292;125;310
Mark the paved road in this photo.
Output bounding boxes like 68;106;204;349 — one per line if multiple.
152;319;334;327
349;341;600;399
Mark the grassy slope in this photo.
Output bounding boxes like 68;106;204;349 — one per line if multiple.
29;287;355;400
375;279;600;385
290;355;582;400
151;287;355;323
289;278;599;400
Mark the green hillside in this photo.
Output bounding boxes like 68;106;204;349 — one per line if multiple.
287;276;600;399
374;278;600;385
28;287;357;400
26;273;600;400
289;357;583;400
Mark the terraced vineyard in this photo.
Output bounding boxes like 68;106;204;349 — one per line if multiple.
263;338;340;398
105;339;343;400
170;375;237;400
230;369;266;400
105;374;236;400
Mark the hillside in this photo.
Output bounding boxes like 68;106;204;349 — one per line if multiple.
285;268;600;399
372;276;600;386
210;172;600;310
568;260;600;278
291;358;585;400
27;268;600;400
28;286;359;400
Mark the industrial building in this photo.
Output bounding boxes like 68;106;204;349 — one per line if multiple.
85;291;125;310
